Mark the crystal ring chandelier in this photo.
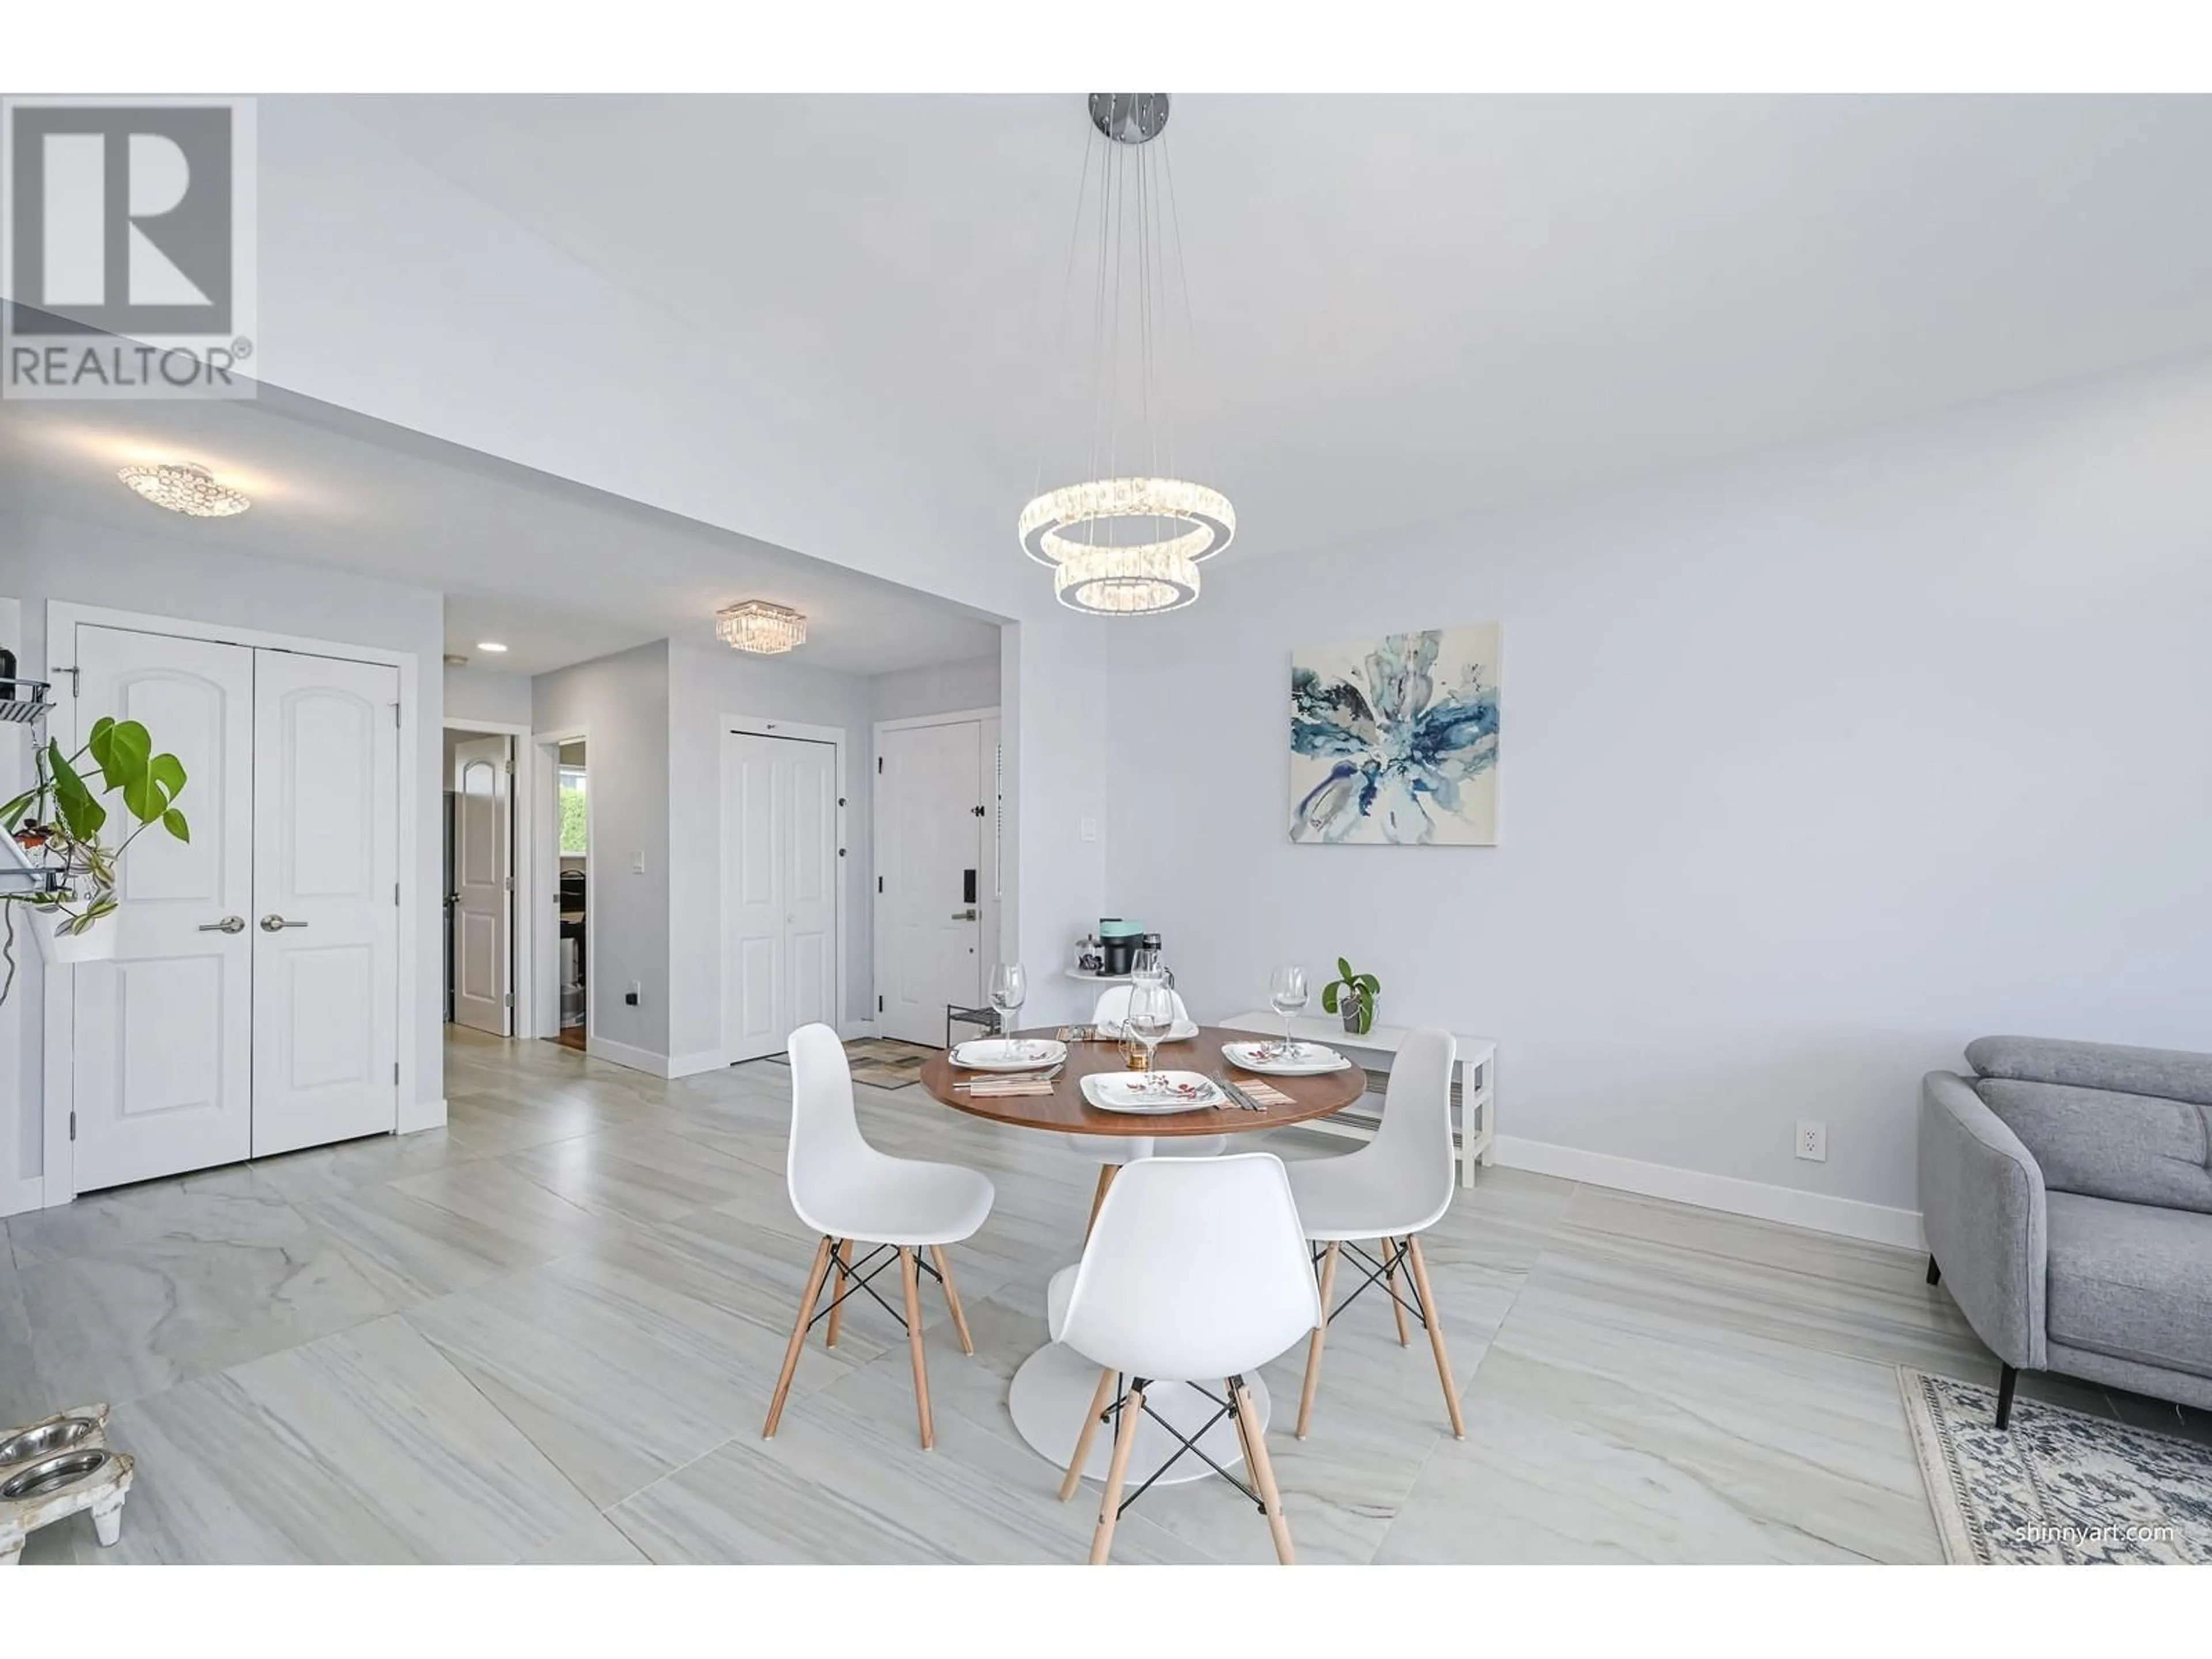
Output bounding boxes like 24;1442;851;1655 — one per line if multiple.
115;460;252;518
1019;94;1234;616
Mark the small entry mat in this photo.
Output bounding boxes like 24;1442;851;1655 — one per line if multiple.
767;1037;936;1090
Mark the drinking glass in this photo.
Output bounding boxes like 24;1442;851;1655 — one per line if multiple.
1268;965;1309;1058
988;961;1027;1037
1129;946;1166;983
1126;979;1174;1084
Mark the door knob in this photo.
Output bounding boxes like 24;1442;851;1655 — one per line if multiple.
259;914;309;931
950;908;978;921
197;915;246;934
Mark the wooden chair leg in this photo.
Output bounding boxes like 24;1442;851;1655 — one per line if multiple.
1089;1380;1146;1564
1381;1238;1412;1347
1404;1234;1465;1439
1296;1241;1340;1439
825;1239;853;1347
899;1247;935;1449
1085;1164;1118;1241
1060;1366;1119;1502
763;1236;835;1438
930;1244;976;1356
1230;1376;1295;1565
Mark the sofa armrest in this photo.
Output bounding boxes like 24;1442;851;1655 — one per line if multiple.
1919;1071;2047;1369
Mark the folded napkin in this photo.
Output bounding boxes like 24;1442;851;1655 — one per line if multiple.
1237;1078;1294;1108
965;1077;1057;1097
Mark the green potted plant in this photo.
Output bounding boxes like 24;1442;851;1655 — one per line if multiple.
3;717;191;974
1321;956;1380;1035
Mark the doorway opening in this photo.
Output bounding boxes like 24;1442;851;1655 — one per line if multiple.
554;740;589;1050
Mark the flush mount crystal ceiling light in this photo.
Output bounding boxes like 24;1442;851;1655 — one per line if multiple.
115;460;252;518
717;600;807;655
1018;93;1234;617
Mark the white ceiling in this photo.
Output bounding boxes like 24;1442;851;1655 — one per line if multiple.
339;94;2212;562
0;391;1005;677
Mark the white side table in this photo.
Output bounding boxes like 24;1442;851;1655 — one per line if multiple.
1219;1012;1496;1186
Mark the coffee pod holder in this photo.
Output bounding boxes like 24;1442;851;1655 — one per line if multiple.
0;1404;134;1565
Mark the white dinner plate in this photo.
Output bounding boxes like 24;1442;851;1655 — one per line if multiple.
950;1038;1068;1072
1080;1070;1226;1114
1094;1017;1200;1043
1222;1040;1354;1077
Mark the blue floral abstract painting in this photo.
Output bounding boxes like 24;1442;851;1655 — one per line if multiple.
1290;623;1501;844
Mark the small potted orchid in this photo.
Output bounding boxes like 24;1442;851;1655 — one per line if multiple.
3;718;191;978
1321;956;1381;1036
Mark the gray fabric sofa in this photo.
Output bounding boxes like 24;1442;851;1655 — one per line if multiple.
1920;1035;2212;1427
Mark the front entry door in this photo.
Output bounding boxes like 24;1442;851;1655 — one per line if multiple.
69;625;256;1192
449;734;512;1036
249;649;401;1158
874;719;983;1046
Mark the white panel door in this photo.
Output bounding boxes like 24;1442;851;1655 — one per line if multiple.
724;732;838;1062
250;650;400;1158
69;626;255;1192
874;721;982;1046
450;734;511;1035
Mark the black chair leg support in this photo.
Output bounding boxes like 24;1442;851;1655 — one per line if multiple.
1994;1363;2018;1430
1925;1256;1941;1286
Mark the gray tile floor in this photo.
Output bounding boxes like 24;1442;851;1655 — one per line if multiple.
3;1027;2199;1564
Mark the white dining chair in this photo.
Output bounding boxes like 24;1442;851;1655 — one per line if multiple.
763;1022;995;1450
1286;1026;1467;1441
1069;984;1226;1234
1050;1153;1319;1564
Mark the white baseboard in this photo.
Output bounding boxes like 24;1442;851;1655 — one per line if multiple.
1491;1135;1926;1251
665;1049;727;1080
587;1035;671;1077
0;1175;43;1220
399;1096;447;1134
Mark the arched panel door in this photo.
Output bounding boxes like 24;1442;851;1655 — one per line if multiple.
450;735;512;1035
250;650;400;1158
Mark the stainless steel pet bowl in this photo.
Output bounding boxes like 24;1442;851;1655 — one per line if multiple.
0;1416;102;1469
1;1447;111;1502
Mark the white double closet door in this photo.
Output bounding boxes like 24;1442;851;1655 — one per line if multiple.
68;623;400;1192
724;731;838;1062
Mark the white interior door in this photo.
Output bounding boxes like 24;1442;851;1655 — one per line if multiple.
250;650;400;1158
874;720;982;1046
450;734;511;1035
69;625;255;1192
724;732;837;1061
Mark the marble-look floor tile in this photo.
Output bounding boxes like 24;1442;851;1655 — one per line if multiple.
382;1157;621;1263
15;1176;396;1405
294;1177;584;1307
0;1251;48;1429
248;1127;487;1205
404;1244;855;1508
500;1125;762;1224
19;1314;604;1565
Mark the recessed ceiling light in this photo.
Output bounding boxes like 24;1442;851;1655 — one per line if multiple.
475;641;509;653
115;460;251;518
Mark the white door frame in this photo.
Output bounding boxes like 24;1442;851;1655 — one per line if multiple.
529;726;593;1044
40;601;422;1209
443;719;533;1044
871;707;1001;1039
721;715;846;1056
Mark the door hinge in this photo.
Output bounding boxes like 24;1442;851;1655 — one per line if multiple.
69;1110;76;1141
876;756;883;774
393;882;400;906
503;991;514;1007
877;876;884;893
393;1062;400;1084
392;703;402;729
878;995;884;1013
503;875;514;891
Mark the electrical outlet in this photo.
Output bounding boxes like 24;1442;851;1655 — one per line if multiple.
625;980;641;1007
1796;1119;1828;1162
1079;817;1098;843
631;850;646;874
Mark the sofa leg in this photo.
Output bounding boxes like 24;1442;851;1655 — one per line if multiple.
1925;1256;1941;1287
1994;1363;2018;1430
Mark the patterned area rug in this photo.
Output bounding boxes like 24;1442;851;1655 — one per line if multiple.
766;1037;935;1090
1900;1369;2212;1563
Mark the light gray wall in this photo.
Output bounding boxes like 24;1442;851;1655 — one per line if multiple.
870;654;1001;724
533;640;671;1060
1102;352;2212;1218
666;635;875;1059
0;512;446;1196
443;663;533;728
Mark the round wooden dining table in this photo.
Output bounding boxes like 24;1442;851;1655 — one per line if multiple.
921;1025;1366;1486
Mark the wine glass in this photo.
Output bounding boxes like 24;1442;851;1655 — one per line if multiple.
1268;965;1309;1059
1129;946;1165;983
988;961;1027;1039
1126;979;1174;1086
